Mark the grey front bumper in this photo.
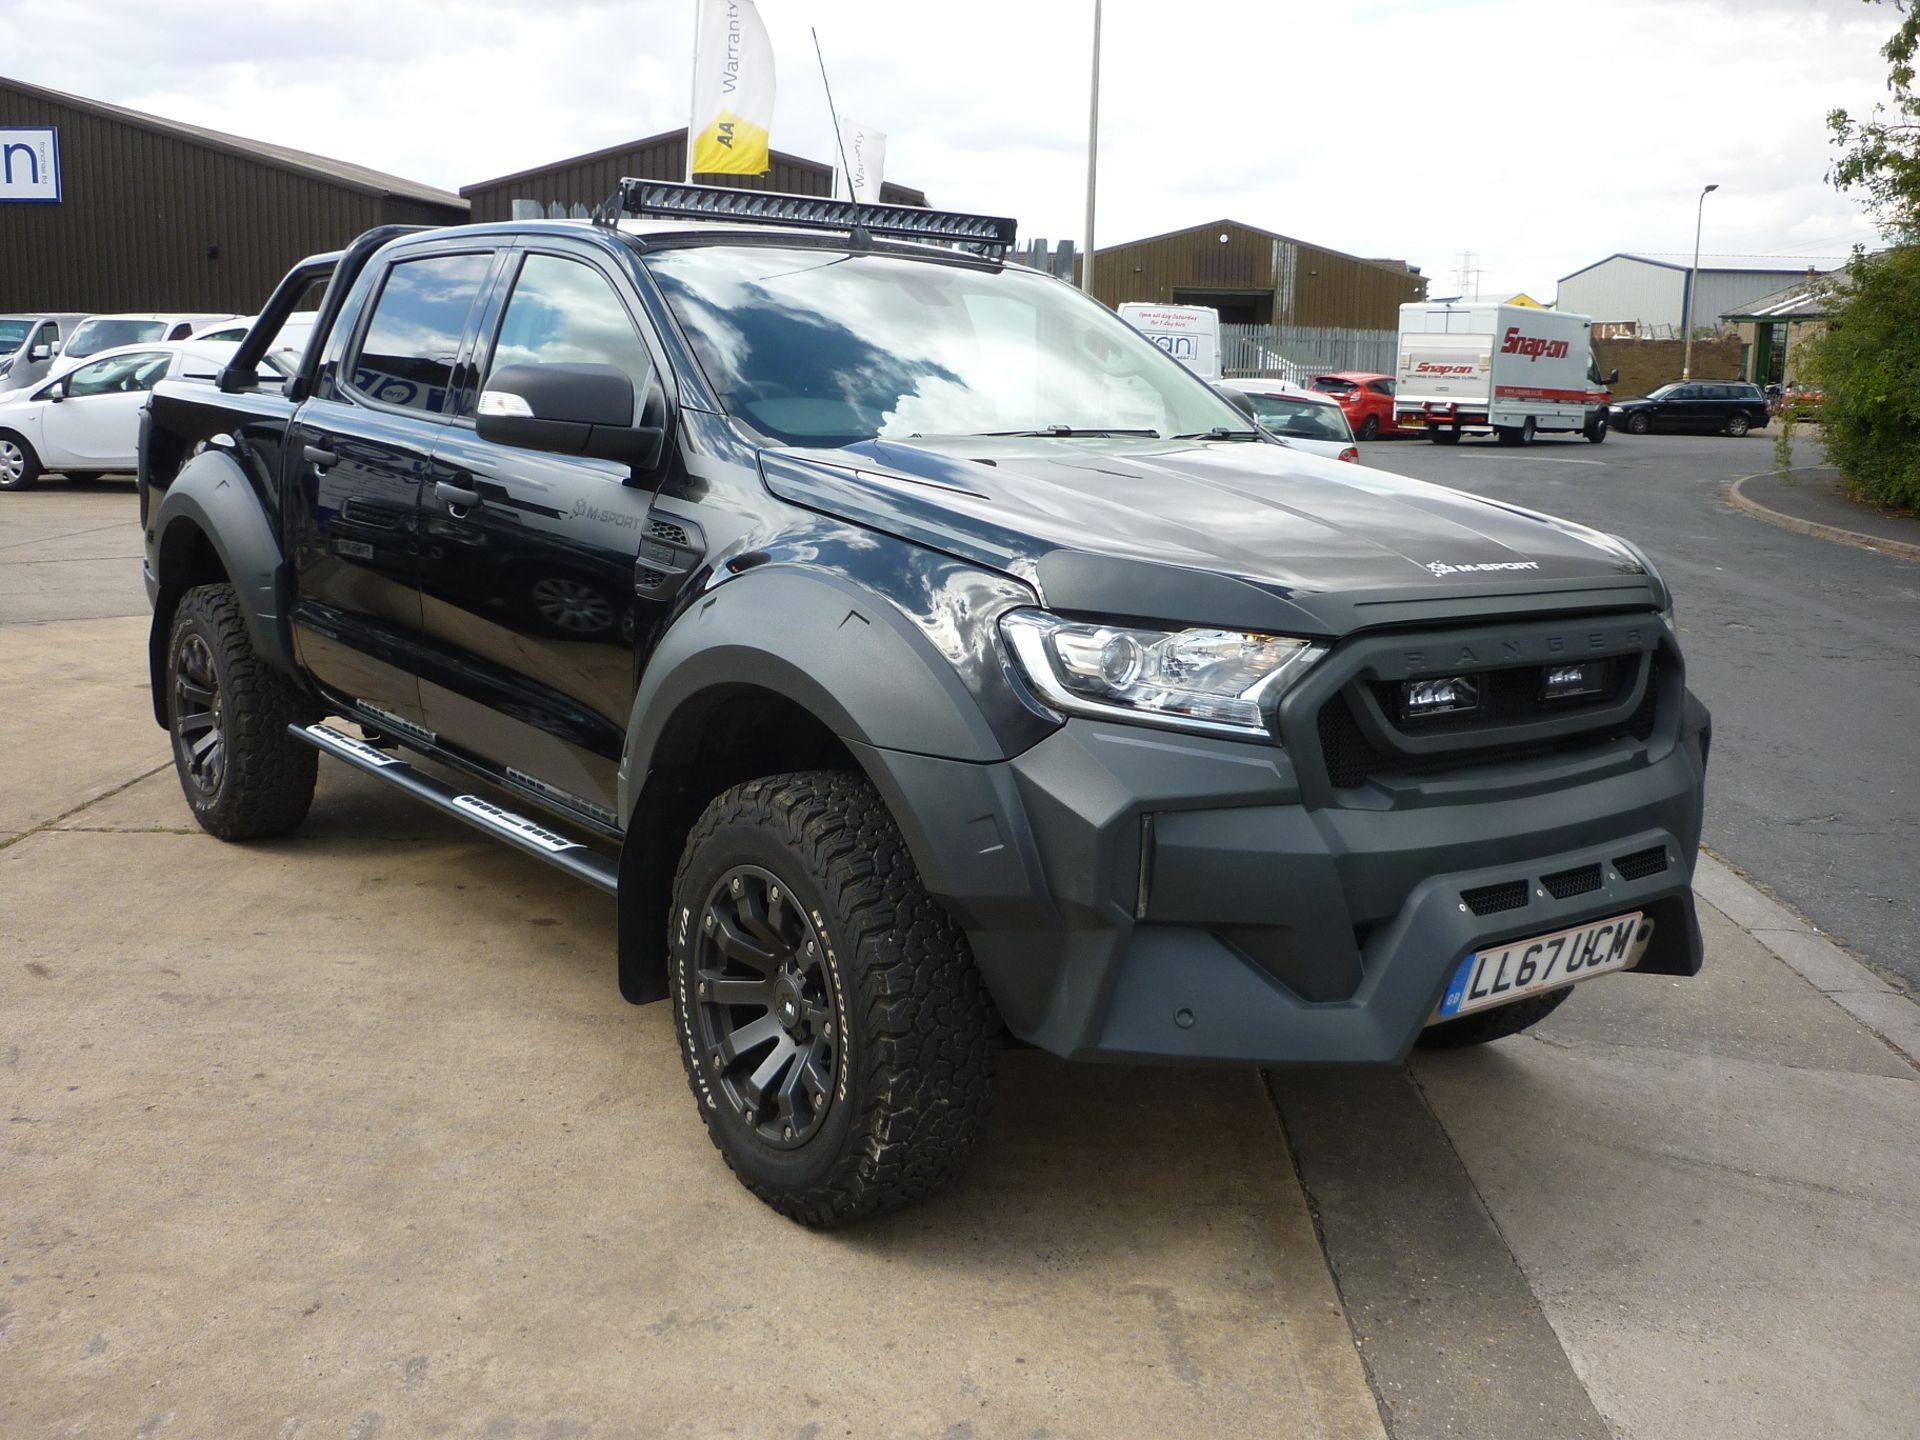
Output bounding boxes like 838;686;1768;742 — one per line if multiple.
855;691;1709;1068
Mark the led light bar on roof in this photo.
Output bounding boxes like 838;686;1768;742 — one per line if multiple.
616;180;1018;256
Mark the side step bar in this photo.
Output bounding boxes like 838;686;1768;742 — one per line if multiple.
290;722;618;895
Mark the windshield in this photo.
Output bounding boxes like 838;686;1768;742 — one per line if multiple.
65;319;169;358
1646;383;1681;400
1241;393;1353;441
0;321;32;350
643;245;1247;448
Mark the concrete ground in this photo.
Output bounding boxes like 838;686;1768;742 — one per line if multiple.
4;486;1919;1438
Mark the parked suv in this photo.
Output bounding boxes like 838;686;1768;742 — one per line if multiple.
0;312;88;393
138;185;1710;1226
1610;380;1769;436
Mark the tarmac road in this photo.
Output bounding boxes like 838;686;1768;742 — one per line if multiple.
1366;428;1920;990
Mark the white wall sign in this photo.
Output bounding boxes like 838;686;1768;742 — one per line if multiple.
1;128;61;203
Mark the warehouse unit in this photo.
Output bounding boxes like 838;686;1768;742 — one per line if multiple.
0;76;467;314
1555;253;1815;337
462;128;927;222
1092;219;1427;329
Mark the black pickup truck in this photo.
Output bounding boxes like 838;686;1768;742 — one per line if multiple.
138;183;1709;1225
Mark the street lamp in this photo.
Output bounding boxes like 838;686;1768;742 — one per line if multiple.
1681;183;1719;380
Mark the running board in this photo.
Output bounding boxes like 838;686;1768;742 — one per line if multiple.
291;722;618;895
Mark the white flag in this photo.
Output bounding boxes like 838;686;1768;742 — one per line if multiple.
836;118;886;202
691;0;775;175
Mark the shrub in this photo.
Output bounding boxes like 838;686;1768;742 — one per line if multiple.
1799;245;1920;511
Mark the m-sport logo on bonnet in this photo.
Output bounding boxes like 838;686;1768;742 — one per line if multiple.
1424;560;1542;577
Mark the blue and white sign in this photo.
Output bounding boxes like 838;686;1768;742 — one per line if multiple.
1;128;61;203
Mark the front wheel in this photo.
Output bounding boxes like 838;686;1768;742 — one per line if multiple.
0;431;41;490
1585;413;1609;444
1625;411;1652;435
1725;414;1751;437
166;583;317;840
670;772;1000;1226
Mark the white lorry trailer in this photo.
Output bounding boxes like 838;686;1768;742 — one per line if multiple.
1393;302;1617;445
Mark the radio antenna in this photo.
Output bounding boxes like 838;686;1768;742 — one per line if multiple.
811;26;856;200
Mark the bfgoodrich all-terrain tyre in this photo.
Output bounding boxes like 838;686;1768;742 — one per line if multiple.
165;583;317;840
1417;985;1574;1049
669;771;999;1226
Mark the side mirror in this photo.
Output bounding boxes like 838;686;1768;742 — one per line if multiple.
1608;368;1620;384
28;343;51;362
476;362;666;471
46;381;67;403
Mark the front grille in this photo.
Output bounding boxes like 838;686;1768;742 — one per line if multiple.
1315;653;1667;791
1462;879;1529;916
1367;657;1632;733
1615;844;1670;881
1541;863;1603;900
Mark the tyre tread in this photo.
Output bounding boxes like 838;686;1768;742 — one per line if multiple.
672;771;998;1226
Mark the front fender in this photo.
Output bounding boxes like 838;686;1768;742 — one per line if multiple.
617;562;1048;822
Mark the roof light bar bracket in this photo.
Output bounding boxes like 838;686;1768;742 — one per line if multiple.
614;180;1017;257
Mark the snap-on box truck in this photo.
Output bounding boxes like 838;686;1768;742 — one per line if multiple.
1394;302;1617;445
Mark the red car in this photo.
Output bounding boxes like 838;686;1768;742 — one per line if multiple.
1309;371;1400;440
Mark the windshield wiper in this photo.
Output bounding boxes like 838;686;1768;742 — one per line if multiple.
1174;427;1264;440
972;426;1161;438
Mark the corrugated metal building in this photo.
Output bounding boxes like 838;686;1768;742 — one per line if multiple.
463;128;927;222
1092;219;1427;328
0;76;468;313
1555;253;1815;336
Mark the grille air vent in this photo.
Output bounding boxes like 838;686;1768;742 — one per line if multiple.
1461;879;1529;917
1541;864;1603;900
1615;845;1670;881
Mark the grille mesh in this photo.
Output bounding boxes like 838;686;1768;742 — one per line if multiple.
1541;864;1603;900
648;518;690;547
1615;845;1670;881
1462;879;1529;916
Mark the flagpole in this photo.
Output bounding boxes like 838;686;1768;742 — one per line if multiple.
1081;0;1101;294
686;0;702;182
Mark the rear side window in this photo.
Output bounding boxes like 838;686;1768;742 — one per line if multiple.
351;252;493;416
1368;379;1394;396
483;253;654;423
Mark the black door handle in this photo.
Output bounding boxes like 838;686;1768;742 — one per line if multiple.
435;479;483;509
303;444;339;470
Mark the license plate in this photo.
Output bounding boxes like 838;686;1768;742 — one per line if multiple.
1435;911;1650;1021
1398;413;1423;427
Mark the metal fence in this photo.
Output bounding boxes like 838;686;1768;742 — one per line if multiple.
1221;323;1398;383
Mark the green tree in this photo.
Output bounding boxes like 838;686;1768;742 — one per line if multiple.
1805;2;1920;509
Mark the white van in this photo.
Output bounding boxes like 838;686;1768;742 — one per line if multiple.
1117;303;1221;382
1394;302;1616;445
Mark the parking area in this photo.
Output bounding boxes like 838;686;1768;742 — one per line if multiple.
5;482;1920;1438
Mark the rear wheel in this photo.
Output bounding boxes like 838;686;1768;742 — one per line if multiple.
1625;411;1652;435
1418;986;1574;1048
670;772;999;1226
1430;428;1461;445
1358;414;1381;441
1725;414;1751;437
0;432;41;491
166;584;317;840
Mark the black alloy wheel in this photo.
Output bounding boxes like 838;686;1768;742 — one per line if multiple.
670;772;1000;1225
1625;411;1652;434
171;631;228;801
1358;414;1381;441
689;864;841;1148
1725;414;1751;437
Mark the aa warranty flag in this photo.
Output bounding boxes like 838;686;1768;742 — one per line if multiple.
836;118;886;202
691;0;775;175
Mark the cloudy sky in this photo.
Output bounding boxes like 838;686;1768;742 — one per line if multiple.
1;0;1899;297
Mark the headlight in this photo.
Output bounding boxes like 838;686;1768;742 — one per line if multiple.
999;609;1323;736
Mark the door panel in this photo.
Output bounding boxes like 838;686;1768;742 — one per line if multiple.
38;350;169;467
415;248;667;821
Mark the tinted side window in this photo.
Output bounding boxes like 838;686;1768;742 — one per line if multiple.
1671;386;1700;401
1701;385;1730;400
483;254;654;423
352;252;493;416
